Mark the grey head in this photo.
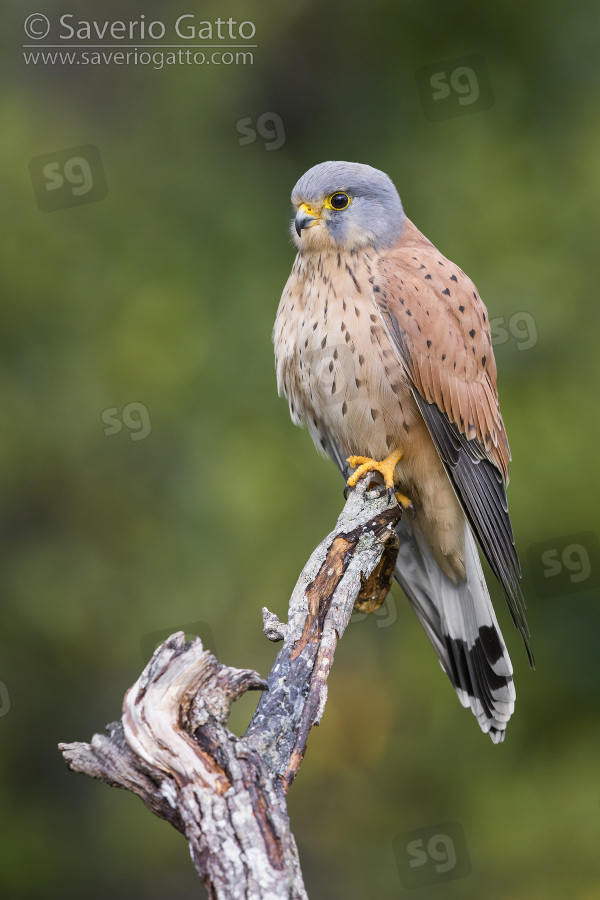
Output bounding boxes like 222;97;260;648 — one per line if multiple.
290;161;405;253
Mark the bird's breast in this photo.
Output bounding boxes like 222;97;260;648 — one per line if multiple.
274;249;421;462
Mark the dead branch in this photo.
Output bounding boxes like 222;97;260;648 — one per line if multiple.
59;476;401;899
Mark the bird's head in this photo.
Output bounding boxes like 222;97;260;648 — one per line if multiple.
290;161;406;253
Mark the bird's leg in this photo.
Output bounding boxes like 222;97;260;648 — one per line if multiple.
346;449;403;490
345;448;412;510
346;450;404;490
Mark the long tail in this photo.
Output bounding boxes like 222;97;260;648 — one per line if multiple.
394;516;515;743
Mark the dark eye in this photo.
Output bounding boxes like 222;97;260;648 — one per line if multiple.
328;192;350;210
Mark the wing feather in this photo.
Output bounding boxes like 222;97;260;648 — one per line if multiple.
371;220;532;661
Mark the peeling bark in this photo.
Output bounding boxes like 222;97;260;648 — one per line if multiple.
59;476;402;899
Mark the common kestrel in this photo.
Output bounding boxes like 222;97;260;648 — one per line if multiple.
273;161;532;742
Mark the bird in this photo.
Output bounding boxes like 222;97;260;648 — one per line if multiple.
273;160;533;743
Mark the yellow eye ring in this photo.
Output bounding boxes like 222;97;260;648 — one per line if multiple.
324;191;351;211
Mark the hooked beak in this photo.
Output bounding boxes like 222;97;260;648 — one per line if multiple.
295;202;320;237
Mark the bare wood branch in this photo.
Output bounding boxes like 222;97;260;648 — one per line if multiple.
59;476;401;899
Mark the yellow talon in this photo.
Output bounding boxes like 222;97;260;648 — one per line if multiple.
346;448;404;491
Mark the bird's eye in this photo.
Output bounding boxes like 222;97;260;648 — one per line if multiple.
325;192;351;211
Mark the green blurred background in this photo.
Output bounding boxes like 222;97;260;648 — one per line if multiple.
2;0;600;897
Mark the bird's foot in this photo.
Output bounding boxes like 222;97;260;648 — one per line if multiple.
346;449;404;493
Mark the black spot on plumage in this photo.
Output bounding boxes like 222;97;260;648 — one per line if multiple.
482;355;486;367
442;288;450;296
406;309;412;316
373;285;380;292
358;354;364;365
370;314;377;323
343;299;347;311
426;340;432;348
483;312;486;322
371;408;379;421
333;349;338;359
329;361;334;373
438;260;444;265
345;332;351;343
342;401;347;416
459;305;465;313
441;353;446;361
473;292;477;299
450;274;458;282
424;273;432;280
345;263;361;292
331;381;336;395
312;321;317;330
469;329;476;338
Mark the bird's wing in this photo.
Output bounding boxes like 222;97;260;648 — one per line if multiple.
371;221;532;660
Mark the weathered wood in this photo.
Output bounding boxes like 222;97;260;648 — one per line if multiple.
59;476;401;899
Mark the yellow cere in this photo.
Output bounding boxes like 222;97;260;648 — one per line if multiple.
298;202;319;217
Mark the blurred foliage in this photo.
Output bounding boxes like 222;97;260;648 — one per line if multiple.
2;0;600;897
